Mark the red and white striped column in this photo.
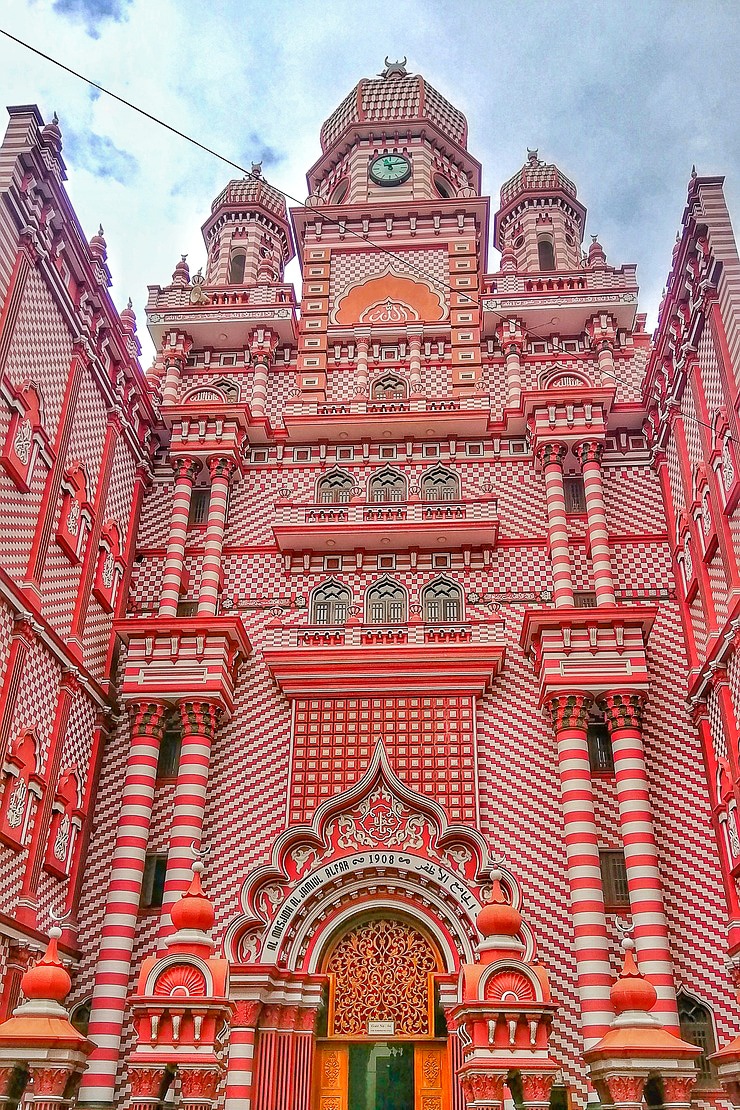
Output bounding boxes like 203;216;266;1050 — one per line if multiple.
576;440;616;606
408;327;423;393
158;699;221;940
198;456;237;616
79;701;168;1107
547;692;614;1045
600;690;679;1029
536;442;574;607
354;330;370;395
159;456;200;617
225;1002;262;1110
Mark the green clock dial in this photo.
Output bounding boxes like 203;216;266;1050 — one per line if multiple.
369;153;412;186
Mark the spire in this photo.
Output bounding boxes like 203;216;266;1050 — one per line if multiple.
476;867;524;957
120;296;137;335
165;857;216;956
41;110;63;155
588;234;607;268
609;935;658;1017
89;224;107;263
171;253;190;287
379;56;408;79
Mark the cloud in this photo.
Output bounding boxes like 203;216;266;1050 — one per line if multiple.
63;128;138;184
51;0;132;37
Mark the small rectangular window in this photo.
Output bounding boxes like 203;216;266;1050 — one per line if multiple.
157;718;182;779
600;849;630;909
294;448;312;462
379;446;397;460
176;599;199;618
337;447;354;461
188;487;210;526
587;721;614;773
563;475;586;514
432;553;451;569
466;443;484;457
573;591;597;609
140;852;168;909
378;555;396;570
250;448;269;464
423;444;440;458
324;555;343;571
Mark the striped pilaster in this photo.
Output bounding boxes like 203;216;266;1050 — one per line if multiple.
600;690;679;1029
576;441;616;606
225;1002;262;1110
597;341;616;387
79;702;167;1107
251;358;269;415
505;346;523;408
408;328;423;392
293;1008;317;1110
158;699;221;940
547;692;614;1045
537;442;574;607
354;330;370;395
158;456;200;616
198;457;236;616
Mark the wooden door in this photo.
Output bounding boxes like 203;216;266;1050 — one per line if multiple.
314;1043;348;1110
415;1042;448;1110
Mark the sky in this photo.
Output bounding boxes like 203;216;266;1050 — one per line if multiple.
0;0;738;363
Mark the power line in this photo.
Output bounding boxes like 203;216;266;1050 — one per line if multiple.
0;26;726;454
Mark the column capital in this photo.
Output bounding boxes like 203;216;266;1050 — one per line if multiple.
575;439;605;467
545;691;591;732
536;441;568;469
660;1075;696;1108
460;1072;506;1105
127;1065;167;1100
179;699;221;741
179;1067;222;1103
207;455;238;483
519;1072;556;1106
29;1066;75;1098
128;701;169;740
599;690;646;732
604;1074;646;1108
232;998;263;1026
172;455;201;484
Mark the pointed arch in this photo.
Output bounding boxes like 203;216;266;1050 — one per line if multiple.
366;576;407;624
310;578;352;626
421;465;460;502
422;576;463;622
372;373;407;401
676;990;717;1084
368;466;406;503
316;468;354;504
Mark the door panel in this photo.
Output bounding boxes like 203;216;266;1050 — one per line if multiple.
415;1043;448;1110
315;1043;348;1110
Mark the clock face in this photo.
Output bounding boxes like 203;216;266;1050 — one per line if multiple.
369;153;412;186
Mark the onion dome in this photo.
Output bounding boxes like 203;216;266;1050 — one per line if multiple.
209;165;288;223
477;869;523;939
120;297;136;334
610;937;657;1015
171;254;190;287
89;224;107;263
320;60;468;152
21;926;71;1005
170;860;215;934
588;234;607;268
41;111;63;154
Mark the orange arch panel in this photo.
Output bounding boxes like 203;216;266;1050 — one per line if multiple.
334;274;445;325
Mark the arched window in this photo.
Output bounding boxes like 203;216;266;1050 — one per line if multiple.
537;237;555;271
92;520;124;614
1;379;48;492
212;377;240;403
317;470;354;504
311;580;351;626
369;468;406;504
677;993;717;1085
330;179;349;204
70;998;92;1036
372;374;407;401
421;466;460;502
434;174;453;199
422;578;462;622
228;250;246;284
366;578;406;624
0;730;42;847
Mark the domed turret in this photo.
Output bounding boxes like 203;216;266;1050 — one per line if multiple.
494;150;587;273
21;926;71;1006
171;253;190;287
41;111;63;155
201;163;293;287
120;297;137;335
610;937;657;1015
170;860;215;936
89;224;107;263
306;61;481;205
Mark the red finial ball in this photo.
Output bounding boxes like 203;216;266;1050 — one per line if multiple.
477;870;523;939
170;861;215;933
21;927;71;1004
611;938;657;1013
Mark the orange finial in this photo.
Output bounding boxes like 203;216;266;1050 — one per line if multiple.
21;926;71;1004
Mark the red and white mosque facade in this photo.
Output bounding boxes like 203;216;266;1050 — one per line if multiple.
1;61;740;1110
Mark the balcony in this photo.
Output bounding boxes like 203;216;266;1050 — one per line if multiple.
262;616;506;696
145;282;298;348
281;394;491;442
272;495;499;554
481;265;638;334
114;614;252;716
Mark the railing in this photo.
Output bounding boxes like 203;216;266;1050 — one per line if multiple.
284;497;498;528
291;395;488;417
278;619;506;650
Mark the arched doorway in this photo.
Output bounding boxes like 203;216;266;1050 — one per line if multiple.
314;915;449;1110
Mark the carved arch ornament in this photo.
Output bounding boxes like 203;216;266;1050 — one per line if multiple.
331;270;446;326
224;742;531;972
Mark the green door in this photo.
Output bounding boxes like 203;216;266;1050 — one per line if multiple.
348;1043;414;1110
